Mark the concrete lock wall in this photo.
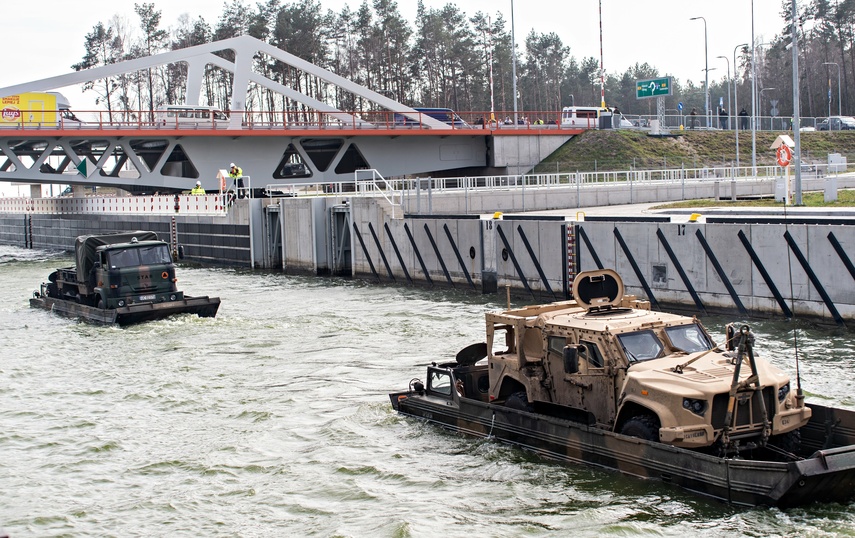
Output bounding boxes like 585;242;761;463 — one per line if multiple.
576;220;855;322
278;197;319;273
0;212;252;266
492;217;567;299
397;178;784;216
339;197;855;321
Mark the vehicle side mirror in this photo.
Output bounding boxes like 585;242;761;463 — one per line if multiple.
563;346;579;374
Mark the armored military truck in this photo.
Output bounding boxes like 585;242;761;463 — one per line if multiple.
485;269;810;453
390;270;855;506
30;231;219;325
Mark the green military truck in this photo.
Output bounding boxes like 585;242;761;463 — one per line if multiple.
30;231;220;325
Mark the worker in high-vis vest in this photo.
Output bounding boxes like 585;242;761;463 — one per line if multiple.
229;162;245;198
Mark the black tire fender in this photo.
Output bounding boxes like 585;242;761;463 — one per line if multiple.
505;390;534;413
619;414;661;442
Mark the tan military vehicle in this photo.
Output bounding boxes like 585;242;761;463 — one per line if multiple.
486;269;811;454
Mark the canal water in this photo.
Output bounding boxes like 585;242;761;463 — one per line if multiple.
2;244;854;537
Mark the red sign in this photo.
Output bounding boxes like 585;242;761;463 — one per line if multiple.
1;106;20;121
776;144;792;167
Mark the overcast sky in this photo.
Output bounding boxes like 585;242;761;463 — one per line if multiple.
2;0;788;110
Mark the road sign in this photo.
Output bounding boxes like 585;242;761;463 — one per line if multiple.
678;102;683;111
77;158;96;178
636;77;672;99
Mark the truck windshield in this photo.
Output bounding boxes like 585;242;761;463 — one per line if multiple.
664;324;713;353
107;248;139;269
139;245;172;265
107;244;171;268
617;330;664;362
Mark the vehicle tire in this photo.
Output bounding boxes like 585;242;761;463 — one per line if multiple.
97;298;105;310
620;414;660;442
505;391;534;413
768;428;801;455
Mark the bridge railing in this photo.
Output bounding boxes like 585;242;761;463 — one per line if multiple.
0;108;833;133
0;194;229;215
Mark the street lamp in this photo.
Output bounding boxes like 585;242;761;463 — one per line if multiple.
703;67;717;128
733;42;748;172
716;55;731;129
750;0;758;176
822;62;841;117
690;16;709;128
511;0;517;126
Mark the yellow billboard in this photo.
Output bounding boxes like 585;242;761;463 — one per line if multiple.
0;92;58;125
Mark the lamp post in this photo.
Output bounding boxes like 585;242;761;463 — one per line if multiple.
716;55;731;129
690;16;709;128
511;0;517;126
750;0;757;176
791;0;802;205
733;42;747;171
822;62;841;117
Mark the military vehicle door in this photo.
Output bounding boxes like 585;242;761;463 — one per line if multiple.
426;366;464;403
546;335;616;424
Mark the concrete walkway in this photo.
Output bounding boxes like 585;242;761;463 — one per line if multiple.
507;196;855;223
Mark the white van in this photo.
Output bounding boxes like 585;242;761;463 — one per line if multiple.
561;106;604;128
561;106;633;129
157;105;229;127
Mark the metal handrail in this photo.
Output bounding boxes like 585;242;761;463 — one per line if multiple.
259;163;829;204
355;169;402;218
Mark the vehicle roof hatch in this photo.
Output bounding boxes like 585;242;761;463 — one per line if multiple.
572;269;624;311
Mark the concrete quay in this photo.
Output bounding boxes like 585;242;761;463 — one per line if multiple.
3;172;855;322
342;176;855;323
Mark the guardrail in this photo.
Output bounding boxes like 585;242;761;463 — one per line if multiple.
261;164;837;201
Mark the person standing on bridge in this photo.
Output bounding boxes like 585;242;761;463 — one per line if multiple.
739;107;749;130
689;107;698;129
719;106;728;130
190;181;206;195
229;163;245;199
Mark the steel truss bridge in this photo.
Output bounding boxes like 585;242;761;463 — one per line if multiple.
0;35;579;195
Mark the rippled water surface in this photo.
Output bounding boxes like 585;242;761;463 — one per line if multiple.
2;245;855;537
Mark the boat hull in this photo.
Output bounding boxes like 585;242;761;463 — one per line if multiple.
390;390;855;507
30;295;220;326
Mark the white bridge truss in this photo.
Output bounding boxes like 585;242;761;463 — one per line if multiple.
0;35;496;193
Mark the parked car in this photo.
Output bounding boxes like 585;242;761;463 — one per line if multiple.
816;116;855;131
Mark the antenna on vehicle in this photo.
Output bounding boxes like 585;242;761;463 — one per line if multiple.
783;204;805;402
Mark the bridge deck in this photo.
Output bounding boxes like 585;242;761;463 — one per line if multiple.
0;125;585;137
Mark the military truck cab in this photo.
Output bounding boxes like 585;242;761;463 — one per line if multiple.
90;237;181;309
486;269;811;453
32;231;219;325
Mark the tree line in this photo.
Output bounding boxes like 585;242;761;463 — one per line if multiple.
72;0;854;123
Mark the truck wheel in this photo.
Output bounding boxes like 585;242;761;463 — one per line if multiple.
505;391;534;413
620;415;660;442
768;429;801;455
97;298;105;310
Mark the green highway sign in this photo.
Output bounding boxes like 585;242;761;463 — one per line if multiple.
636;77;672;99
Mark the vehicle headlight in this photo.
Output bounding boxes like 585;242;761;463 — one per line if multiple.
170;294;177;301
117;300;125;307
778;383;791;402
683;398;707;416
